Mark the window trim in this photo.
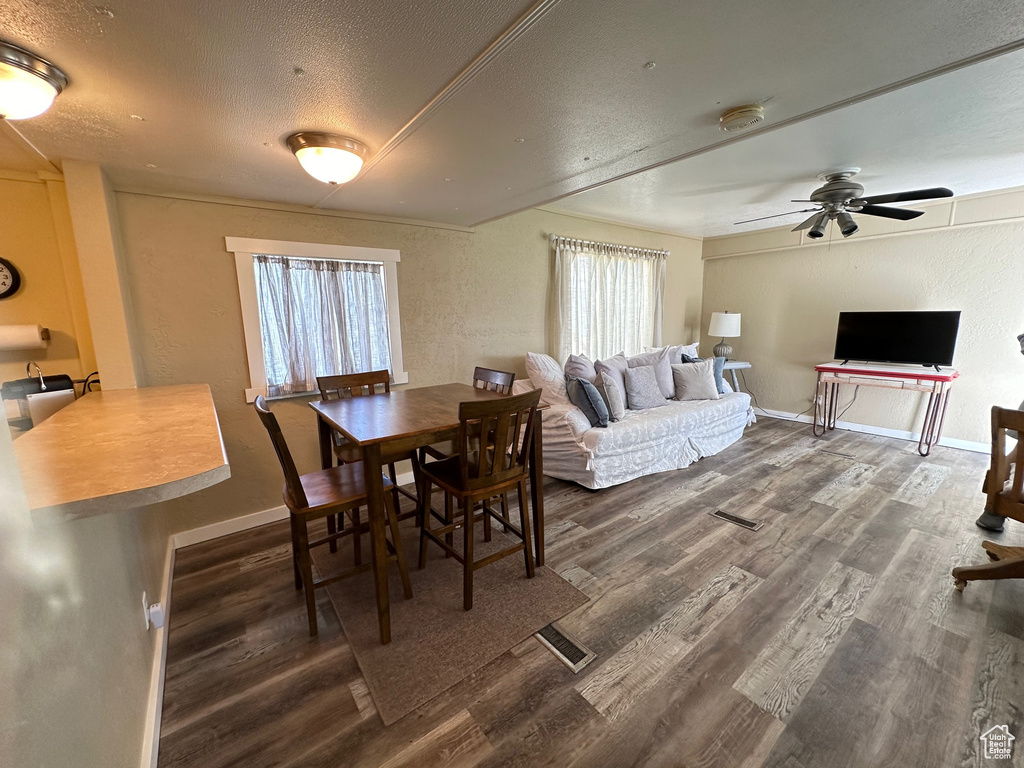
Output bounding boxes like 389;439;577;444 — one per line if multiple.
226;236;408;403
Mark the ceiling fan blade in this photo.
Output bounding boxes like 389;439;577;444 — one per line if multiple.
734;208;818;226
793;212;826;231
852;187;953;205
857;204;925;221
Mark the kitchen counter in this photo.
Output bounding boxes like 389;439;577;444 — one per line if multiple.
13;384;230;518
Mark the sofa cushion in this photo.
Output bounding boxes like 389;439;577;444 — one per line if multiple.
594;353;628;405
566;376;609;427
624;365;670;409
526;352;568;405
627;347;674;399
596;371;625;421
672;360;720;401
564;353;598;383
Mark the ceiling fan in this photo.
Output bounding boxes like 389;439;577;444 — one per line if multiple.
734;168;953;239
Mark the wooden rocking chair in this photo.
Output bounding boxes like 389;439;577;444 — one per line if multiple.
953;406;1024;591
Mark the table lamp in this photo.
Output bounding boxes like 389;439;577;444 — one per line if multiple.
708;311;741;358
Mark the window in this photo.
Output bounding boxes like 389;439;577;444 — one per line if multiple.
553;235;667;362
228;237;407;401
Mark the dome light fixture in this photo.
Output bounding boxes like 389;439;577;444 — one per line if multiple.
0;40;68;120
286;132;368;185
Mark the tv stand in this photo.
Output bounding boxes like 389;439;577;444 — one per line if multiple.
812;362;959;456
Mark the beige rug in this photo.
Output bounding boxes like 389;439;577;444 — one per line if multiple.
310;517;588;725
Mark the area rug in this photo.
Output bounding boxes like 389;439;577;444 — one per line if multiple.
310;517;588;725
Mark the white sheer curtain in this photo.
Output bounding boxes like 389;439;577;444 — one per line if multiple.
254;254;393;396
554;236;667;362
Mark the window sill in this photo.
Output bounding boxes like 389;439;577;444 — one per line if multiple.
244;370;409;403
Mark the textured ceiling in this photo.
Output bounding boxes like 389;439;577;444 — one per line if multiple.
549;46;1024;237
3;0;1024;231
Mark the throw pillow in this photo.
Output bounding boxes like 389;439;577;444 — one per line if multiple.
624;365;670;410
525;352;568;405
627;347;674;399
564;353;598;383
565;376;609;428
672;360;720;401
594;353;629;406
713;356;728;395
597;371;625;421
666;343;701;364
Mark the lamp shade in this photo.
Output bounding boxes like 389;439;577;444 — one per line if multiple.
709;312;741;338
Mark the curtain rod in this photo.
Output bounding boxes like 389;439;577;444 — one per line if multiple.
548;233;669;257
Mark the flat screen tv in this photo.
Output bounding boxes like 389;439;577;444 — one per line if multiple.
834;311;961;368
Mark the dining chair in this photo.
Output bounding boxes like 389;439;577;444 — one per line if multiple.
418;388;541;609
254;395;412;636
420;367;518;531
317;371;424;528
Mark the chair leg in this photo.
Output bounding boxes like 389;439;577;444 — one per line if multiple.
518;480;535;579
289;513;302;590
463;496;474;610
953;555;1024;590
327;513;338;554
295;516;318;636
500;492;510;533
352;506;362;566
410;453;425;527
444;492;454;557
388;463;403;517
418;478;432;570
483;498;492;542
385;490;413;600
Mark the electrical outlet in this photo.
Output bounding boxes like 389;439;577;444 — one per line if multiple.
142;590;150;630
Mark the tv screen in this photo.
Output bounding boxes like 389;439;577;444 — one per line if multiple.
834;311;961;367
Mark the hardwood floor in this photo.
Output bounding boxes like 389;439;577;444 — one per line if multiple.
159;418;1024;768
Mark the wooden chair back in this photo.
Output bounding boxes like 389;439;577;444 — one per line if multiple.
254;395;308;509
989;406;1024;523
473;366;515;395
457;388;541;491
317;370;391;401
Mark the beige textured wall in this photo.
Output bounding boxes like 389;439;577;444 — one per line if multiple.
701;189;1024;445
0;176;91;382
114;193;703;532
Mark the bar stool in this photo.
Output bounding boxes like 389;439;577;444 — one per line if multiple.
418;388;541;609
254;396;412;636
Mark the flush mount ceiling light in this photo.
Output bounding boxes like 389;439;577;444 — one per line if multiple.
0;41;68;120
719;104;764;132
286;132;368;185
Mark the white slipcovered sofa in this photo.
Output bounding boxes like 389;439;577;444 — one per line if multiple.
516;352;756;489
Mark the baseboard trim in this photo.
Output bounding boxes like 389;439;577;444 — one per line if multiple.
140;540;175;768
757;409;988;454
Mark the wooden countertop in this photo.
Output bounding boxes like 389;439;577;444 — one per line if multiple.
13;384;230;518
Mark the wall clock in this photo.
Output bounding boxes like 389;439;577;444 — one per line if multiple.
0;257;21;299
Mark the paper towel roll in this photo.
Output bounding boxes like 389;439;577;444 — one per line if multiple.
0;325;49;351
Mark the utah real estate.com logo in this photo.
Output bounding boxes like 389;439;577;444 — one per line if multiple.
980;725;1015;760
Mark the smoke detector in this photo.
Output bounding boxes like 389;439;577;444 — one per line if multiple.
719;104;765;132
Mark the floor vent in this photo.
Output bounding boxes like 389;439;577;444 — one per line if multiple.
535;622;596;673
709;508;764;531
819;449;856;459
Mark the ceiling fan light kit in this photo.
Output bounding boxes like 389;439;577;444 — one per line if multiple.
0;40;68;120
734;169;953;240
286;132;368;185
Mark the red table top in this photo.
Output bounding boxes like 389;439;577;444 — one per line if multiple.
815;361;959;383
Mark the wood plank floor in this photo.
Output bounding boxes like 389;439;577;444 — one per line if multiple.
159;418;1024;768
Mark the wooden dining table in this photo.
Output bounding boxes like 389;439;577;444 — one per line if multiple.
308;382;546;644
